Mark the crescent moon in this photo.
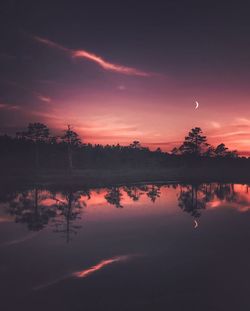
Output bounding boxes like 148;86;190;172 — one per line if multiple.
194;219;198;229
195;101;199;109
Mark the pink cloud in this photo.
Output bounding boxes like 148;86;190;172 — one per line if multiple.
32;35;151;77
36;94;52;103
0;103;20;110
72;50;150;77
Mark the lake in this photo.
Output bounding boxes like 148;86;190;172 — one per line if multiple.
1;182;250;311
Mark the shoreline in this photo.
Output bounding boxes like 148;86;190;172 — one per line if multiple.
1;167;250;189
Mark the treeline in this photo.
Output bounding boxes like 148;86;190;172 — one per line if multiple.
0;123;248;172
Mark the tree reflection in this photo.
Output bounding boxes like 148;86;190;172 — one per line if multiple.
146;185;161;202
0;187;89;241
6;188;57;231
213;183;239;202
123;185;150;202
178;184;206;218
53;189;90;243
106;184;161;206
105;187;123;208
1;182;250;235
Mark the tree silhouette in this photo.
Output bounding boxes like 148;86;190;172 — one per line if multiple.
203;145;215;157
16;123;50;169
130;140;141;149
214;143;238;158
171;147;180;155
178;127;208;156
0;124;243;173
61;125;81;170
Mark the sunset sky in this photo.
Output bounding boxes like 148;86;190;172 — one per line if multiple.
1;1;250;154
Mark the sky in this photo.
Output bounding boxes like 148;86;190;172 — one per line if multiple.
1;0;250;154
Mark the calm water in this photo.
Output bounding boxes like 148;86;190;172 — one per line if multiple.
1;183;250;311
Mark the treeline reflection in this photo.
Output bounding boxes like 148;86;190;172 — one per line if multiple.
1;183;250;239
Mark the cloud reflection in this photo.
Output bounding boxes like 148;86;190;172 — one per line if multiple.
33;255;132;290
73;255;130;278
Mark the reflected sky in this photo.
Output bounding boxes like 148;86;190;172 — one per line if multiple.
1;182;250;310
1;183;250;233
33;255;133;291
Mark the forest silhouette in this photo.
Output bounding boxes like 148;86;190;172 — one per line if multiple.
0;123;244;174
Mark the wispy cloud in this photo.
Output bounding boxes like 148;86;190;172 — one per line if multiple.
29;109;62;122
32;35;151;77
0;103;20;110
117;85;126;91
4;80;52;104
235;118;250;125
36;94;52;103
210;121;221;129
0;53;16;61
72;50;150;77
204;117;250;155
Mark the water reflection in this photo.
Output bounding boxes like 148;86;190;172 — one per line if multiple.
178;184;206;219
6;188;57;231
1;183;250;311
33;255;132;290
72;255;131;278
1;183;250;241
52;189;90;243
105;187;123;208
0;232;39;247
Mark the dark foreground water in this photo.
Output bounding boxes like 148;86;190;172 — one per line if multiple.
1;183;250;311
